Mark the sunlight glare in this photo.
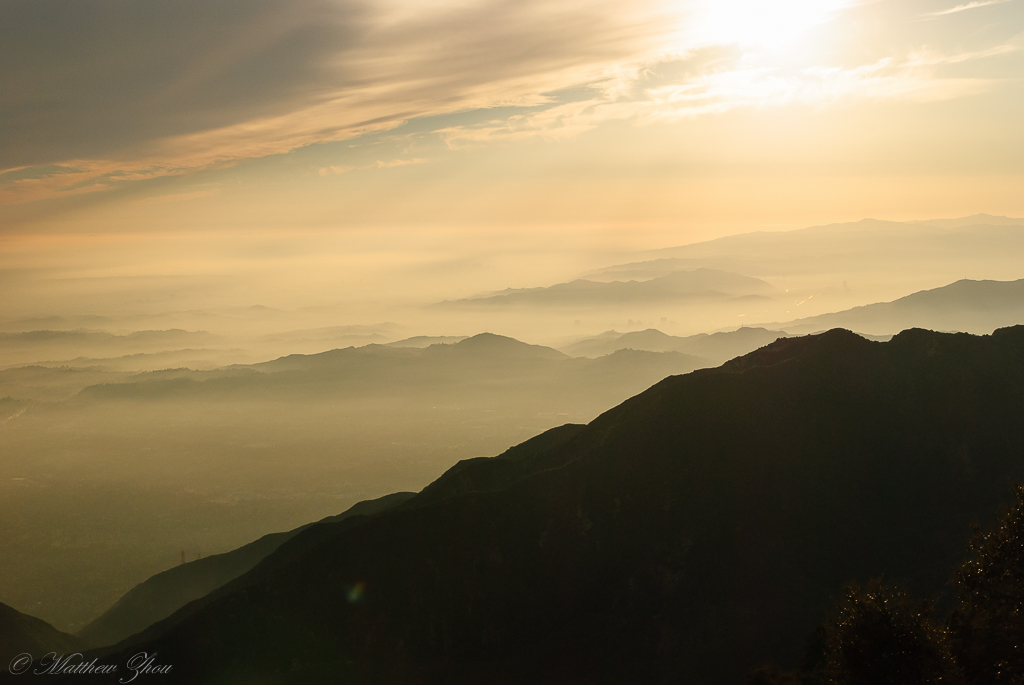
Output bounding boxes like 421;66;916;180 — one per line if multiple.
685;0;856;51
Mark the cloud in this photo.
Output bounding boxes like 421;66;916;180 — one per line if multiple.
906;44;1018;66
2;0;1017;206
0;0;361;168
927;0;1013;16
375;158;428;168
317;158;425;175
436;46;1005;147
0;0;678;203
319;166;355;177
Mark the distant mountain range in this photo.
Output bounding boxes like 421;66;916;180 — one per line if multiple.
43;326;1024;684
424;217;1024;336
19;348;253;373
769;278;1024;335
385;335;468;348
436;268;776;308
72;333;707;412
587;215;1024;283
0;320;406;370
0;329;222;369
561;277;1024;357
562;326;788;363
0;333;712;633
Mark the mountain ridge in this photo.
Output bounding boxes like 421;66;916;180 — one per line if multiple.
435;268;776;308
53;326;1024;684
769;278;1024;335
561;326;788;363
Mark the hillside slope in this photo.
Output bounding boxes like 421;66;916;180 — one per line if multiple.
51;327;1024;685
0;603;88;664
77;492;415;648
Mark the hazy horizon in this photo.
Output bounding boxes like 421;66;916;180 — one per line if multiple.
3;0;1023;343
3;0;1024;669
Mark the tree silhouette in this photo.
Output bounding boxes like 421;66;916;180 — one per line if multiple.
746;485;1024;685
821;579;958;685
948;484;1024;685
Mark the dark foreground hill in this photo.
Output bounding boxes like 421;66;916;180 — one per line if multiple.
40;327;1024;684
0;603;88;665
1;333;711;634
77;492;415;648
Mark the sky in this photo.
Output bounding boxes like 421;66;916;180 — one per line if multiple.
1;0;1022;323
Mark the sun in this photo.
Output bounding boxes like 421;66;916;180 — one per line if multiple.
683;0;855;51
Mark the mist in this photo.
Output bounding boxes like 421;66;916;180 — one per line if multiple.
3;0;1024;678
4;213;1024;633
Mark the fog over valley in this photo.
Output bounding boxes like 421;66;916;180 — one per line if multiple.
3;0;1024;680
3;215;1024;634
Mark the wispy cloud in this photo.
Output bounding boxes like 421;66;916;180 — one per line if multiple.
375;158;428;169
906;44;1018;66
317;158;427;176
318;166;355;177
0;0;678;204
927;0;1012;16
1;0;1017;206
437;46;1004;148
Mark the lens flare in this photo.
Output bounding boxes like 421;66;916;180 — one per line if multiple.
347;582;366;604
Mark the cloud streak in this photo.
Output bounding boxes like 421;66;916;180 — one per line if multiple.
1;0;1018;206
0;0;678;203
436;46;1007;148
927;0;1013;16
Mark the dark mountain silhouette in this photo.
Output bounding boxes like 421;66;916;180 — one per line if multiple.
2;333;709;633
772;278;1024;335
0;603;88;664
562;326;787;363
436;268;776;307
56;326;1024;685
77;493;415;649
